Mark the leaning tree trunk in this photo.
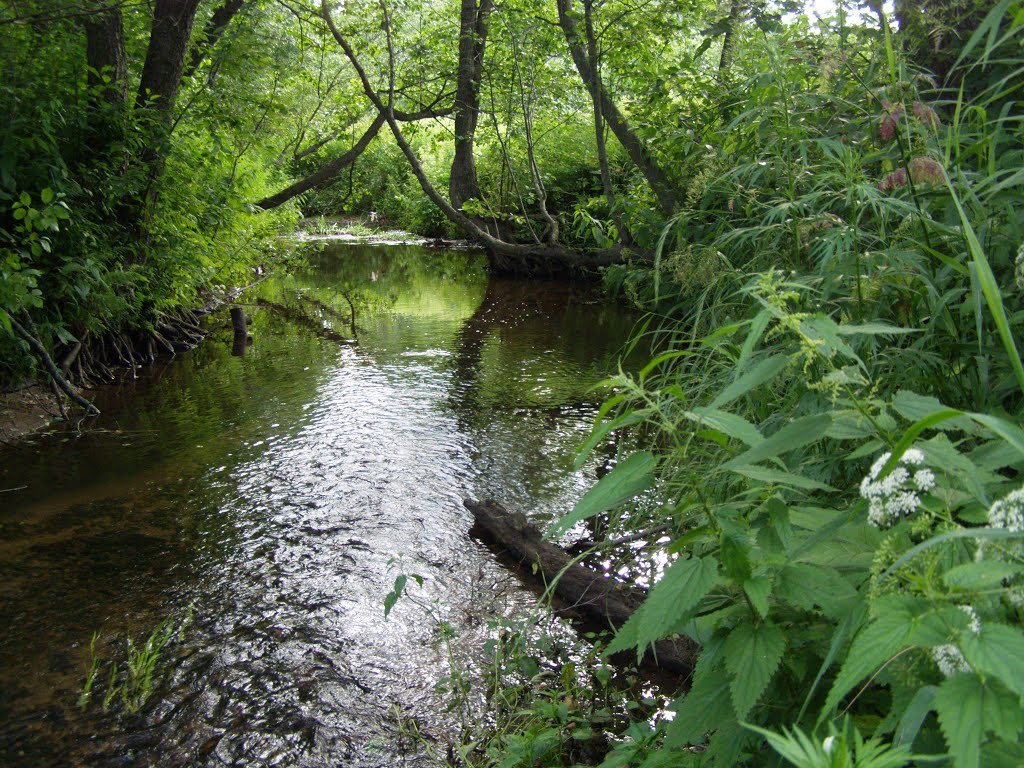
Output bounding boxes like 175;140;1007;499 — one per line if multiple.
555;0;677;216
449;0;495;209
136;0;202;114
182;0;246;80
466;499;698;676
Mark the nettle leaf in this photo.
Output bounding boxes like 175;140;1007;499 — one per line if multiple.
934;673;1024;768
776;563;856;618
835;321;918;336
549;451;657;537
724;620;786;720
743;575;772;618
960;624;1024;697
800;316;859;362
892;390;973;431
822;596;928;716
665;665;732;747
944;561;1024;590
982;740;1024;768
605;556;719;657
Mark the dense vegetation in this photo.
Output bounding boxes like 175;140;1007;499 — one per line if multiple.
3;0;1023;765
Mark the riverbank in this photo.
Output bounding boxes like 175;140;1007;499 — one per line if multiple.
293;215;471;248
0;384;62;444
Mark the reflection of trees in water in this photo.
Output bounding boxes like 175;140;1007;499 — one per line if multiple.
450;276;630;421
449;276;637;522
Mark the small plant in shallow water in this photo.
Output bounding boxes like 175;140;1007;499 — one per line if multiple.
78;608;193;715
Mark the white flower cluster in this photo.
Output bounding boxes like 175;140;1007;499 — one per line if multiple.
860;447;936;528
931;644;970;677
988;488;1024;532
929;606;981;677
960;604;982;634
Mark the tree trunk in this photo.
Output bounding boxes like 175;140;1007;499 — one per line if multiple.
258;104;450;210
84;5;127;105
257;114;387;209
555;0;677;216
182;0;246;80
466;498;698;676
583;0;628;244
717;0;742;77
125;0;201;238
136;0;202;114
449;0;494;209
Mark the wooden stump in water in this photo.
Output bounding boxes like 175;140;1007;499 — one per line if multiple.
465;498;697;677
230;306;251;357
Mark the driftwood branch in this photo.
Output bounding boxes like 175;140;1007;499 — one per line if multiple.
466;498;697;677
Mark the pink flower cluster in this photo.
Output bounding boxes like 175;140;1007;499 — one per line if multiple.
878;157;946;192
880;100;904;141
879;100;941;141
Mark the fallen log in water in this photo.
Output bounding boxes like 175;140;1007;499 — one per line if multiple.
465;498;697;678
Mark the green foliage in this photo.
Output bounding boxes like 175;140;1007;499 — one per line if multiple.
0;3;301;385
79;610;192;715
536;3;1024;767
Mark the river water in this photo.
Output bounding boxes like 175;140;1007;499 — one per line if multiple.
0;243;640;767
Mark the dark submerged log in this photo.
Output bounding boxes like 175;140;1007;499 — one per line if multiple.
465;498;697;677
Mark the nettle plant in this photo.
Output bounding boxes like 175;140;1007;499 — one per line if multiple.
554;265;1024;766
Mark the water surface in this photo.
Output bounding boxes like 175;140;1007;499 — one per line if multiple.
0;243;639;767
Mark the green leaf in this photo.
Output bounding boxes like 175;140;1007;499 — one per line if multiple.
709;354;789;410
960;624;1024;697
934;673;1024;768
776;563;856;618
721;414;831;470
720;531;751;582
40;187;54;204
892;390;971;431
666;666;733;746
731;465;835;490
684;408;763;446
894;685;938;747
822;597;926;716
605;555;719;656
574;410;647;470
836;322;918;336
549;451;657;537
724;621;786;720
383;574;407;618
743;576;772;619
944;561;1023;590
946;170;1024;396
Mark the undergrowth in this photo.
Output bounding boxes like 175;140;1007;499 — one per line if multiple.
484;5;1024;767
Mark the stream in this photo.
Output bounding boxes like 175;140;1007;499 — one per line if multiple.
0;242;641;768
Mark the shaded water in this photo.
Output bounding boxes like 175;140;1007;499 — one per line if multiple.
0;243;640;767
